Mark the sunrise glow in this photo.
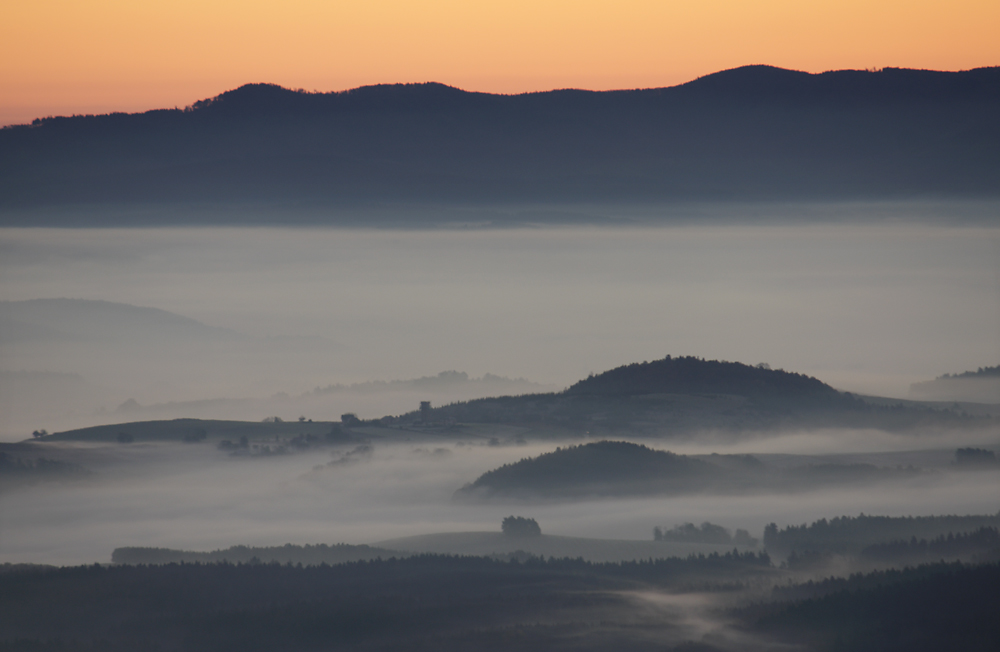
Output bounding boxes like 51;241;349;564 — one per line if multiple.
2;0;999;125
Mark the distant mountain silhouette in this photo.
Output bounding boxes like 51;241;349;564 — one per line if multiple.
0;298;240;344
311;370;549;396
2;65;998;223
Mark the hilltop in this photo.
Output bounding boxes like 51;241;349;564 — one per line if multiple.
416;356;981;435
564;357;836;400
454;440;922;500
2;65;999;222
27;356;992;443
457;441;720;499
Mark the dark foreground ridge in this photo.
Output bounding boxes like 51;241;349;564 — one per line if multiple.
754;562;1000;652
2;65;999;221
0;551;773;652
2;555;997;651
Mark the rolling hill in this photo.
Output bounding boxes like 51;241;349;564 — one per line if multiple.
28;356;993;443
454;440;921;501
415;356;984;435
457;441;719;499
35;418;334;443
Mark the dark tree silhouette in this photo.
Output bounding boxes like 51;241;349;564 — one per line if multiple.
502;516;541;538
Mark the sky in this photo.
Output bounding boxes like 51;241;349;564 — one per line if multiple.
2;0;999;126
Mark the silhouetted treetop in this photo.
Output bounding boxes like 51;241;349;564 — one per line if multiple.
187;81;481;117
938;365;1000;379
763;511;1000;556
126;66;1000;121
501;516;542;538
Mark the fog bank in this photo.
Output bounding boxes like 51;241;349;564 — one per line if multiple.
2;213;997;439
2;437;997;566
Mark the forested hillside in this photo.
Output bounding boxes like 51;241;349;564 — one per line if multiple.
3;65;999;221
0;552;772;652
756;562;1000;652
763;512;1000;556
456;441;922;500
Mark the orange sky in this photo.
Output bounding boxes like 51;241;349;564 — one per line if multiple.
2;0;998;126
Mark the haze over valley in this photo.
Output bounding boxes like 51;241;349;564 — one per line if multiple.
2;213;997;438
2;63;999;652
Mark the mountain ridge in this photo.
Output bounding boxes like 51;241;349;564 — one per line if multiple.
3;65;998;220
11;65;1000;126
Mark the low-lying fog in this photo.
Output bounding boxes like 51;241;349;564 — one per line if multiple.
1;203;998;567
3;433;998;566
1;205;998;438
